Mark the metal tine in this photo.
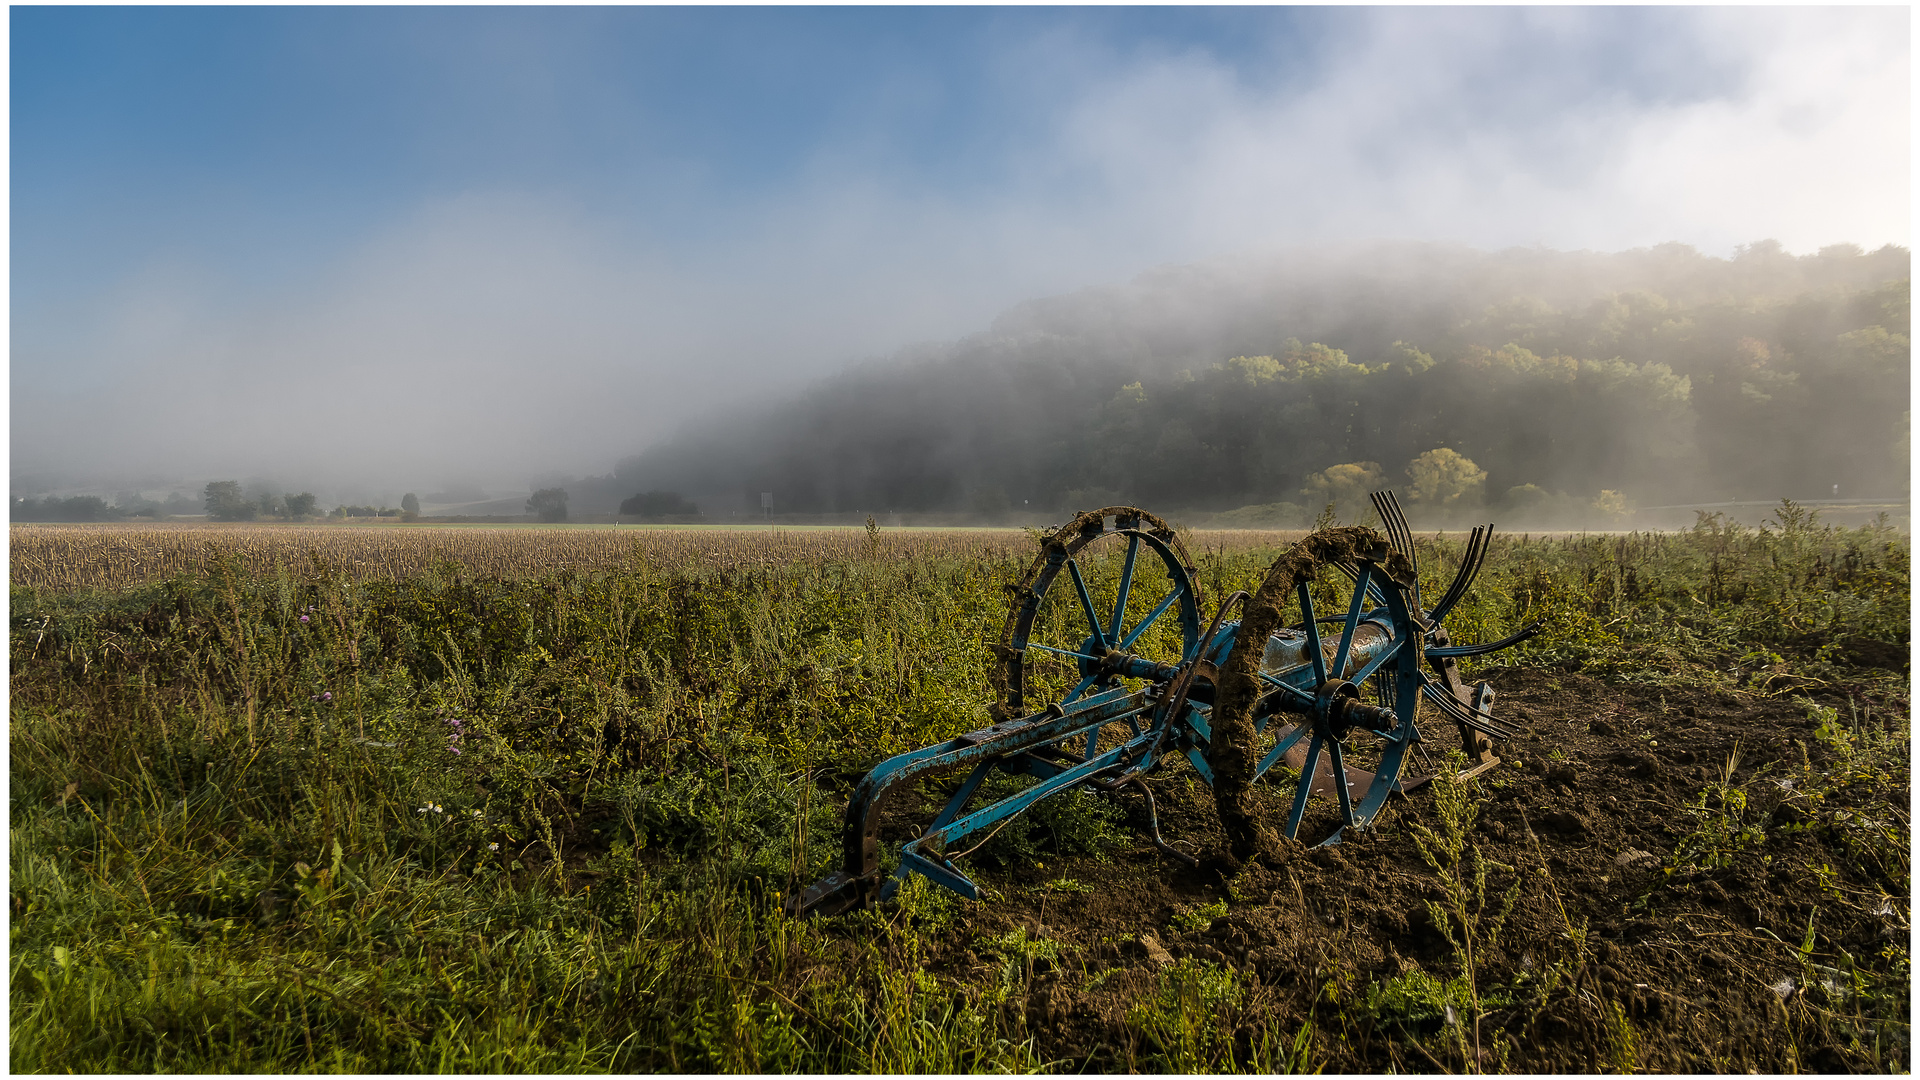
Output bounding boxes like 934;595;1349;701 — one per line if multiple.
1369;489;1421;609
1428;523;1492;624
1426;523;1484;620
1422;692;1515;742
1416;671;1501;726
1369;489;1416;566
1418;681;1517;740
1371;490;1416;560
1332;560;1390;609
1425;619;1546;658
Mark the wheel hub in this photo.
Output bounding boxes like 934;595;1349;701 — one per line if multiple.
1312;678;1361;741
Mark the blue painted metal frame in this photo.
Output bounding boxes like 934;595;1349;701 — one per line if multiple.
869;568;1425;901
799;548;1513;917
784;499;1540;920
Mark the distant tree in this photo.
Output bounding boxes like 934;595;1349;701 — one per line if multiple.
1404;449;1487;508
205;481;256;521
528;488;569;522
619;490;697;518
285;492;318;519
1300;462;1386;521
1502;484;1552;512
13;495;119;522
1592;489;1631;524
1210;501;1306;528
401;493;420;515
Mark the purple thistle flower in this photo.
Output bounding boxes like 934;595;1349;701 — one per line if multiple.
299;614;310;623
321;691;333;702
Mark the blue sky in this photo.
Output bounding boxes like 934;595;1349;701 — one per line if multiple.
11;6;1910;494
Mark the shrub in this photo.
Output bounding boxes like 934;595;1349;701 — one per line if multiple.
528;488;569;522
620;490;698;518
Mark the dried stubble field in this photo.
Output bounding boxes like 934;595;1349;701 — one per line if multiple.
9;512;1910;1072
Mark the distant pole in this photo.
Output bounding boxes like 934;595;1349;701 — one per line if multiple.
762;491;772;529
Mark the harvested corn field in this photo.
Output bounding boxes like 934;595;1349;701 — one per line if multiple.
7;523;1053;590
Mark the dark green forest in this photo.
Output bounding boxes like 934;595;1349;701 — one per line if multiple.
602;240;1908;523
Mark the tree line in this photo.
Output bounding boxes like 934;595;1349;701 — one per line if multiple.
607;240;1908;522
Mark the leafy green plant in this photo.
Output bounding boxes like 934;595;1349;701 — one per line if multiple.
1171;898;1229;933
1667;742;1769;875
1407;754;1519;1073
960;773;1128;869
1128;957;1244;1071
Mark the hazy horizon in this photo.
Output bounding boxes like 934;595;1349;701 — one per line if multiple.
11;7;1910;499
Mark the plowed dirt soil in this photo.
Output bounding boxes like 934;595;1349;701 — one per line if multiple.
864;668;1910;1073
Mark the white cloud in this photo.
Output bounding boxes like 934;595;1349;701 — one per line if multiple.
1029;6;1907;257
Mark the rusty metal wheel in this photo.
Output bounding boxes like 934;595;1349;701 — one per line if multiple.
992;507;1201;743
1206;493;1537;855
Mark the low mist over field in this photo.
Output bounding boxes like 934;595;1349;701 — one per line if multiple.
609;240;1909;526
11;7;1909;523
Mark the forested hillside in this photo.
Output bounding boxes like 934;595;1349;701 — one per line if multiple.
604;241;1908;523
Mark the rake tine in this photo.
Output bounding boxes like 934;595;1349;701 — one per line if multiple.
1418;672;1514;732
1428;524;1492;624
1370;489;1420;610
1419;681;1517;741
1427;523;1483;618
1332;560;1390;609
1369;489;1416;566
1425;620;1546;659
1420;684;1505;734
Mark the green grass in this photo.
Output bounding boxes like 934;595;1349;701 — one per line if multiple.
10;504;1908;1071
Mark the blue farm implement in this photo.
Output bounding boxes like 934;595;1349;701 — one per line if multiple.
785;491;1541;918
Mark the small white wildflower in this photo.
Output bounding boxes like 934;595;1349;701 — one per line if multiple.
489;843;500;852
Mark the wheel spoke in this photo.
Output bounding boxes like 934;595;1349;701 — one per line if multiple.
1297;581;1326;684
1024;642;1103;663
1118;585;1184;652
1256;721;1311;778
1284;730;1322;840
1065;559;1109;651
1327;738;1356;827
1345;635;1404;688
1108;534;1140;643
1353;740;1408;825
1061;672;1101;706
1257;670;1317;707
1330;564;1372;678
